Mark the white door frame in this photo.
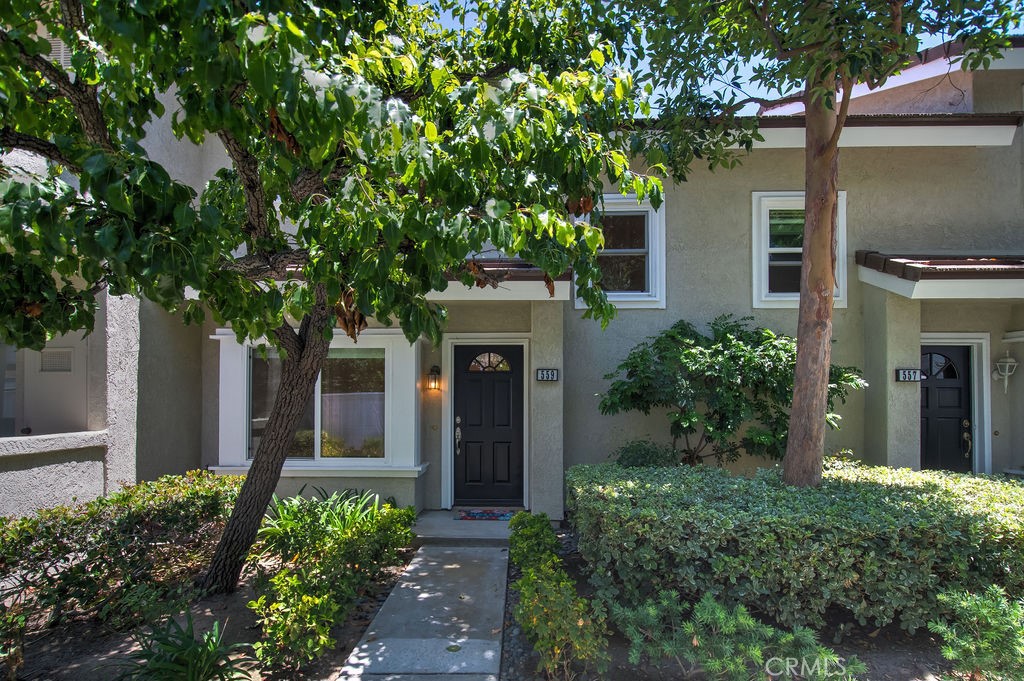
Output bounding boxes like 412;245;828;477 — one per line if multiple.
920;332;992;474
441;334;531;509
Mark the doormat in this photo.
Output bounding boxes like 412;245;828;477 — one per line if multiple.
457;509;516;521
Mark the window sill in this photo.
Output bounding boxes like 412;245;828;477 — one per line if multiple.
753;296;848;310
575;294;666;310
209;463;429;478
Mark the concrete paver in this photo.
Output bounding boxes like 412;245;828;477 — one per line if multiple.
338;545;507;680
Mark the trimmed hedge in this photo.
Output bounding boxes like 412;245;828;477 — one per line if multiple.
566;459;1024;632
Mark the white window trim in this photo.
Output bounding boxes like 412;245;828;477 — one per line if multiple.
752;191;848;309
211;328;421;473
574;194;666;310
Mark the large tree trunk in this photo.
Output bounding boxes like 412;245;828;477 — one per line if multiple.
782;87;842;488
201;290;332;594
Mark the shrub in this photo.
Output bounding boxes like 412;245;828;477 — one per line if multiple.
599;316;865;464
0;472;243;678
566;459;1024;633
508;511;560;570
513;558;609;680
249;491;415;667
119;614;252;681
611;440;679;467
613;591;865;680
928;585;1024;681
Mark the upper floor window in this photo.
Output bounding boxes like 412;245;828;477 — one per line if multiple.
575;194;666;310
751;191;847;309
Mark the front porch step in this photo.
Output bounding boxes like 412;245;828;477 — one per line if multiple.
411;510;512;547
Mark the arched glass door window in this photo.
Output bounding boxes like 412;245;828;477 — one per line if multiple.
921;352;960;379
468;352;511;372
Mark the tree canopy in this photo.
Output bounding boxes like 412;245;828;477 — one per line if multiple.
628;0;1021;486
0;0;662;591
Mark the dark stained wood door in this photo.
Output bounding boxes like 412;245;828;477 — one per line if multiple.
453;345;524;505
921;345;973;473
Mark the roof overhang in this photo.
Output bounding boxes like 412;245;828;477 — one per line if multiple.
754;114;1021;148
856;250;1024;299
427;259;572;302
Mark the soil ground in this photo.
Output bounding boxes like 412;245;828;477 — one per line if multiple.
16;551;412;681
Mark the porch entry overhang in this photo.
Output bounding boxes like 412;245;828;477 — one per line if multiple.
857;250;1024;299
427;260;572;302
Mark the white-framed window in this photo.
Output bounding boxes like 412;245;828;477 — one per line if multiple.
249;347;387;461
574;194;666;310
751;191;847;309
214;329;421;471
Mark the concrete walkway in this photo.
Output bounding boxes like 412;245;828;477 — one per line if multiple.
338;513;511;681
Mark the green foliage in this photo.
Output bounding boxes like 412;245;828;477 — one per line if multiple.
613;591;864;680
628;0;1022;180
249;491;415;668
513;558;609;680
566;459;1024;633
0;472;242;677
119;615;252;681
611;439;680;467
0;0;663;351
600;317;866;464
928;585;1024;681
508;511;561;571
249;568;341;669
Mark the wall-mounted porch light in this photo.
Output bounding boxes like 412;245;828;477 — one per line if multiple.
993;352;1019;394
427;365;441;391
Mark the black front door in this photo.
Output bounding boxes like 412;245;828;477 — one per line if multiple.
921;345;973;473
453;345;524;505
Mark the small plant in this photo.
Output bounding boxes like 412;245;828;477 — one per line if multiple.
611;440;679;467
928;585;1024;681
249;568;340;668
249;490;415;667
514;558;609;680
508;511;560;571
119;614;252;681
613;591;863;680
600;316;865;464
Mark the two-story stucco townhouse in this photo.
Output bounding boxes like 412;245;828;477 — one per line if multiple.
3;40;1023;518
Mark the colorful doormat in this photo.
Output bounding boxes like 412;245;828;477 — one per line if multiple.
457;509;517;521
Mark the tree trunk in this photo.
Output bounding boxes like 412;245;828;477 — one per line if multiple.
782;88;841;488
201;297;332;593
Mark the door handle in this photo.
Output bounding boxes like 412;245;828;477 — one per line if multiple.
455;426;462;457
962;419;973;460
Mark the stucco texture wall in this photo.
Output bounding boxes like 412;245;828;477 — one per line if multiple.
563;133;1023;471
136;301;204;481
0;448;106;516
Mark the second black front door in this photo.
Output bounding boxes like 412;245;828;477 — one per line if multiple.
920;345;973;473
453;345;524;505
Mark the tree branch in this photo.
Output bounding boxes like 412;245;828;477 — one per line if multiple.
826;73;854;151
0;128;82;172
222;249;309;280
744;0;826;60
217;129;272;246
0;20;113;152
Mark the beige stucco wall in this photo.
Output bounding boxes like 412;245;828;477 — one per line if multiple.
973;70;1024;113
848;72;974;115
273;476;420;509
0;448;106;515
563;132;1023;472
136;302;204;481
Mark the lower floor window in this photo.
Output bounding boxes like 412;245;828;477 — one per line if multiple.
249;347;386;460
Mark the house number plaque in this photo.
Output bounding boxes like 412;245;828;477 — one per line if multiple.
895;369;924;382
536;369;559;382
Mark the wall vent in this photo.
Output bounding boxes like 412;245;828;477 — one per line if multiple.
40;348;73;373
47;38;73;69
